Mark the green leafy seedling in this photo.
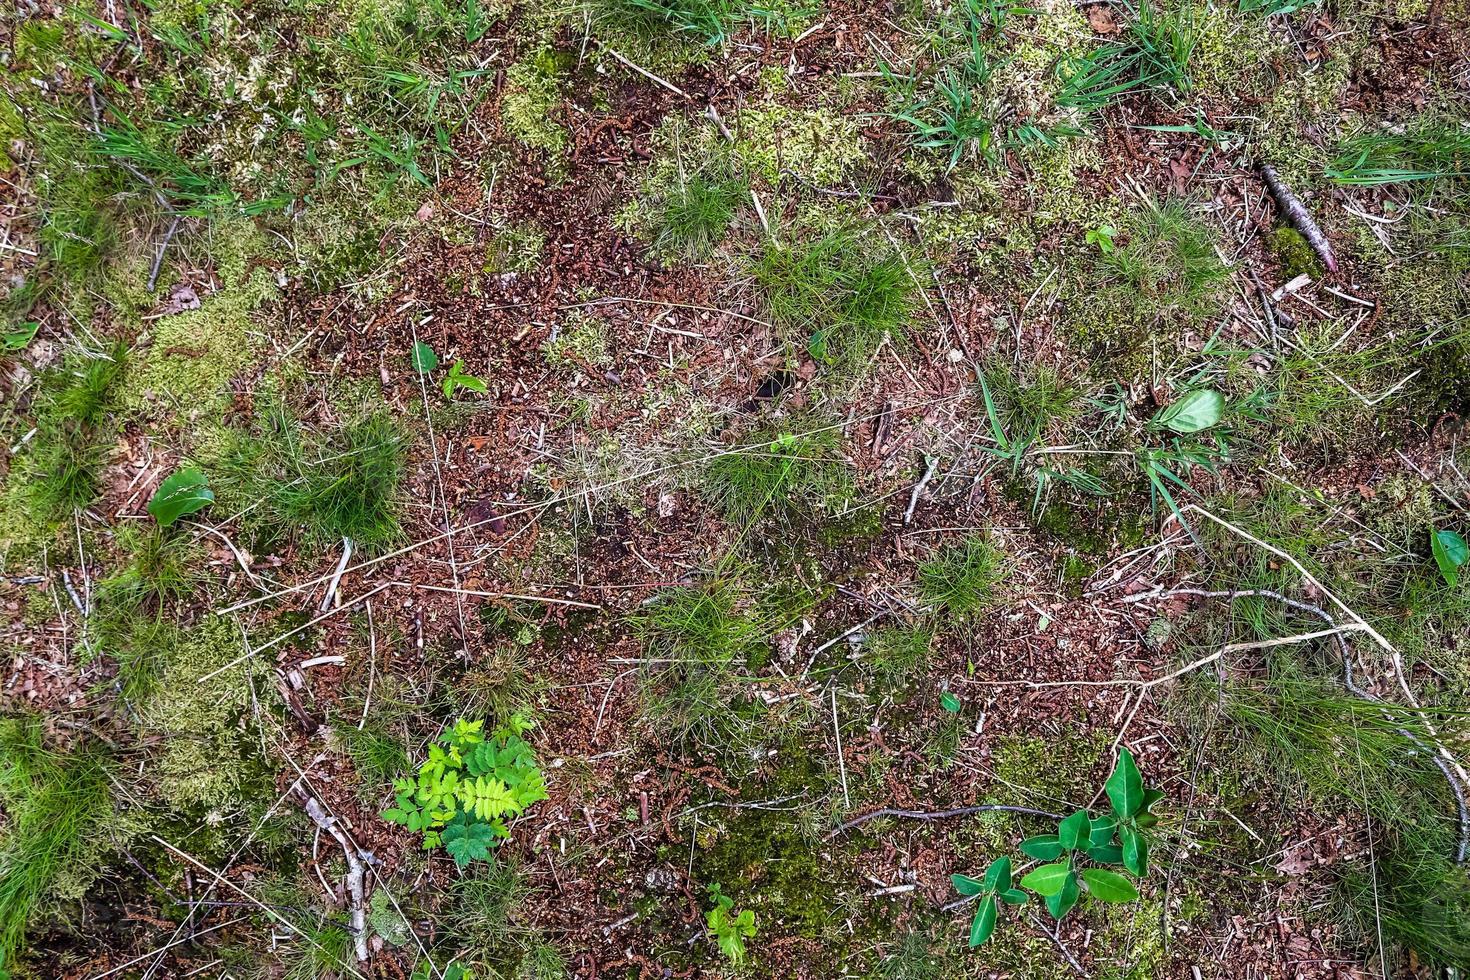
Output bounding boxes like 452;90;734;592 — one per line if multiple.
382;714;546;870
3;322;40;352
940;691;962;713
1432;529;1468;587
953;856;1027;946
705;883;757;963
1085;224;1117;254
147;468;215;527
442;360;488;399
954;748;1162;950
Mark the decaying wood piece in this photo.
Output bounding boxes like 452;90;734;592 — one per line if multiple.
296;789;372;961
1259;163;1338;274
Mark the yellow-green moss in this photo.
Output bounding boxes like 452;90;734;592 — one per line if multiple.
503;50;569;162
1268;226;1323;279
144;616;273;812
733;103;867;185
120;220;278;433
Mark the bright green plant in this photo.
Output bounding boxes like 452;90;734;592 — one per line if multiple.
3;322;39;352
411;340;439;373
953;749;1162;948
1085;224;1117;255
147;468;215;527
382;716;548;870
443;359;489;399
704;882;757;963
1432;529;1468;587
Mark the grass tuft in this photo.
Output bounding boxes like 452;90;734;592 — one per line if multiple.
702;424;853;526
0;717;113;966
754;228;915;367
919;536;1006;617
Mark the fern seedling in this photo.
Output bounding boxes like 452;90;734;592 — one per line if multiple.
381;715;547;869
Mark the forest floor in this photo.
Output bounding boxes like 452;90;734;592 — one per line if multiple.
2;0;1469;977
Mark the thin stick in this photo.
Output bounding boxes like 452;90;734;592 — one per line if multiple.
296;790;371;962
319;537;353;612
828;803;1062;838
1182;503;1395;653
831;686;850;809
411;321;471;653
603;47;688;97
358;598;376;731
198;583;392;684
392;580;603;609
903;454;939;525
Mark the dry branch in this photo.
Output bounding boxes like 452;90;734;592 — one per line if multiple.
1259;163;1338;274
295;789;372;962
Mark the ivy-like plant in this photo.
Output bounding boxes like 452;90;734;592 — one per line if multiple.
704;882;757;964
953;748;1162;947
382;715;547;869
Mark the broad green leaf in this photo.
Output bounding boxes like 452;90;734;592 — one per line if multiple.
1139;788;1165;813
1019;862;1072;897
1044;870;1079;920
411;340;438;373
1105;748;1144;818
453;373;488;394
1081;868;1139;903
381;807;408;823
1088;844;1125;865
1121;825;1150;878
147;468;215;527
999;888;1028;905
940;691;962;713
969;896;998;947
981;856;1012;893
1089;815;1118;846
1432;529;1468;587
952;873;985;897
3;321;40;352
1058;810;1091;850
1019;835;1064;860
1153;388;1225;433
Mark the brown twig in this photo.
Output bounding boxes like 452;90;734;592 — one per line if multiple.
828;804;1062;839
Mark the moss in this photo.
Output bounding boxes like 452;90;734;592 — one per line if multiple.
991;729;1110;800
144;617;273;812
120;220;279;432
733;102;867;185
503;50;569;162
1268;226;1323;280
484;222;546;276
1026;491;1148;558
544;311;611;369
